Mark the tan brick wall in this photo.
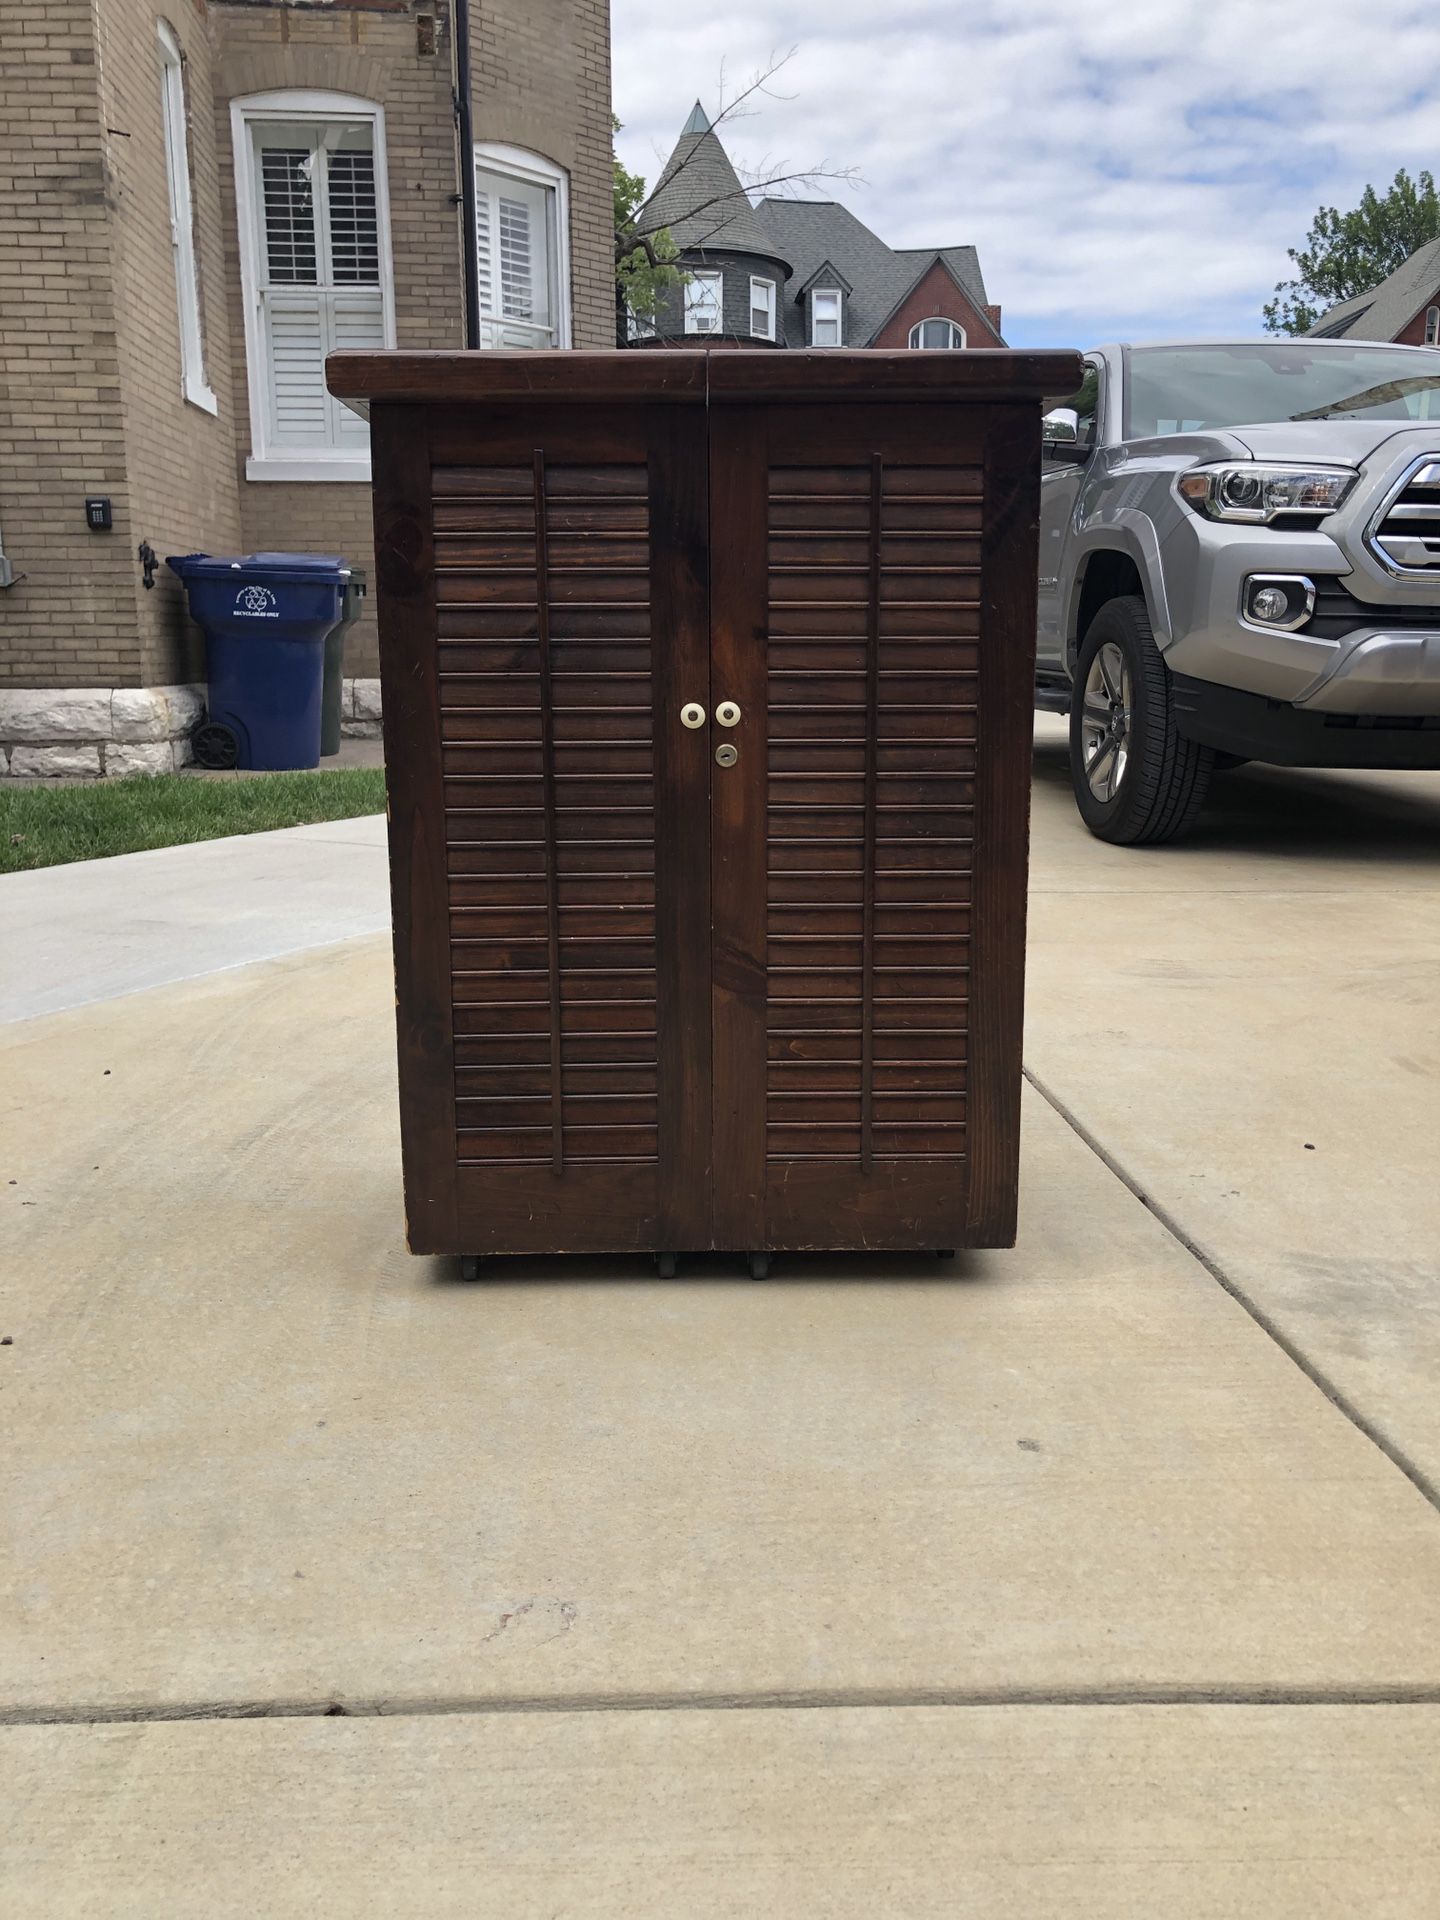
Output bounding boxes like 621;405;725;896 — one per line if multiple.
0;0;139;686
471;0;613;352
2;0;614;689
100;0;245;685
209;2;464;677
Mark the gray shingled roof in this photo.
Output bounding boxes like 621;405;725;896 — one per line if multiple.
756;200;999;346
636;103;790;269
1308;236;1440;340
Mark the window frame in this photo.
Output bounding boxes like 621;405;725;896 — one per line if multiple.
231;89;396;483
909;317;967;350
684;268;724;336
472;141;572;350
810;287;842;347
749;274;776;341
1426;306;1439;347
157;23;216;416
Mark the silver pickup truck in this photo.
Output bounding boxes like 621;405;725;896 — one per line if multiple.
1037;340;1440;842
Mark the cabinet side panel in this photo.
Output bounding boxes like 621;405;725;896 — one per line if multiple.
965;404;1041;1246
370;402;459;1255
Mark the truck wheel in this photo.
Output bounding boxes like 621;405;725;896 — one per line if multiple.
1069;597;1214;845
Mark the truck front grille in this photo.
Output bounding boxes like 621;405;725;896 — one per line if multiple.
1369;456;1440;572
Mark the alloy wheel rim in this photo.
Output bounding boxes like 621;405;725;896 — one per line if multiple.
1080;642;1131;803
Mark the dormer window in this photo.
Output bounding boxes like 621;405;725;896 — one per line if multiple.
811;288;841;347
684;268;723;335
909;317;965;350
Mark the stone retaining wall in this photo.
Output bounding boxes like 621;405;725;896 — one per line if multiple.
0;680;384;775
0;686;204;778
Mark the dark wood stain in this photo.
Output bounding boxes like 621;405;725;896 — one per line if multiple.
329;349;1080;1258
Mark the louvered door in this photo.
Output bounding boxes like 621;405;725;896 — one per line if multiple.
370;402;711;1255
709;402;1035;1251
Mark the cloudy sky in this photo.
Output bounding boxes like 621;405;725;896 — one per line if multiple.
612;0;1440;346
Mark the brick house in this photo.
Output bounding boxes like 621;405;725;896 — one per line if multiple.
0;0;611;776
1307;236;1440;345
632;102;1002;353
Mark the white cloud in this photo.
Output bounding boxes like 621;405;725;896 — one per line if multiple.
612;1;1440;344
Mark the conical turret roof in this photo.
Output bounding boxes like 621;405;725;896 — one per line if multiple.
637;102;791;270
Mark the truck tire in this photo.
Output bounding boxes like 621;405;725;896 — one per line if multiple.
1068;597;1214;845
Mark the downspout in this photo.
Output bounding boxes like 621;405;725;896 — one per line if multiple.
453;0;481;348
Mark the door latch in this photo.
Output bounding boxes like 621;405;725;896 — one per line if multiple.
715;742;738;767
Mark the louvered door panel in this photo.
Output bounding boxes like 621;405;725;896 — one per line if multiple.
369;403;711;1255
710;400;1035;1252
765;458;978;1170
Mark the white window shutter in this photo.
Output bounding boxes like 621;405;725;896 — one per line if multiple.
475;164;555;347
264;289;329;445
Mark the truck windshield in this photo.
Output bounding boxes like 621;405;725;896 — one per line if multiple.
1125;344;1440;437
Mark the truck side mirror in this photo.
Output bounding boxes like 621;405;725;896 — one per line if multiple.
1042;406;1090;463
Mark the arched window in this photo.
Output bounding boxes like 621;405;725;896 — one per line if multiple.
232;90;395;480
1426;306;1439;346
473;143;572;350
908;317;966;350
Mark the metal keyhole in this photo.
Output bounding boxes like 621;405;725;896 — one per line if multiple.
715;743;738;768
715;700;741;727
680;702;706;729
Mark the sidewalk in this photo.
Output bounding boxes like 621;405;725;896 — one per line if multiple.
0;814;388;1023
4;751;1440;1913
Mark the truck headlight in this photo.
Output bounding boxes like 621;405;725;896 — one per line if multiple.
1178;463;1356;524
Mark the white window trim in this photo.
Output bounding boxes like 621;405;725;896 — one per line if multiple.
749;274;776;342
158;24;216;415
1426;306;1440;347
473;142;572;349
685;267;724;336
908;316;967;350
232;89;396;483
810;286;842;347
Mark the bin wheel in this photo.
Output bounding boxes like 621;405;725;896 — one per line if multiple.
655;1251;677;1279
748;1251;770;1282
458;1255;485;1283
192;720;239;771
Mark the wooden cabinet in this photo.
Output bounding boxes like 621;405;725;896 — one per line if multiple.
328;349;1081;1264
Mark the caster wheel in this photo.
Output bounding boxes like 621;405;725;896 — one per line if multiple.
747;1251;770;1282
192;719;240;771
655;1251;677;1278
458;1255;484;1282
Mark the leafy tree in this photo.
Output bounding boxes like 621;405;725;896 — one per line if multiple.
1264;169;1440;335
614;118;682;341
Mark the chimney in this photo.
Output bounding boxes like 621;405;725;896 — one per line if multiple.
984;304;1002;333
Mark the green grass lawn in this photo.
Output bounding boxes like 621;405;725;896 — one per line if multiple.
0;768;387;873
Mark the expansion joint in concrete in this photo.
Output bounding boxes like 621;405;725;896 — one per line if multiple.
7;1684;1440;1730
1021;1065;1440;1522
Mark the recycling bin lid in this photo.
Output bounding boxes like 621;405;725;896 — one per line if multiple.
166;550;350;584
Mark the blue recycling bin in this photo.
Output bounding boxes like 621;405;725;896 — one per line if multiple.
166;551;350;770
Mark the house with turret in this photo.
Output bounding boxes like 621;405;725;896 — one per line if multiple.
633;102;1003;352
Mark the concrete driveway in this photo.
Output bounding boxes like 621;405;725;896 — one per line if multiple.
4;739;1440;1915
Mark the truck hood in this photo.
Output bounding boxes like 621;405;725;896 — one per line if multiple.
1227;419;1440;467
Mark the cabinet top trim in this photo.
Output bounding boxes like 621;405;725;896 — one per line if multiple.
326;348;1083;415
